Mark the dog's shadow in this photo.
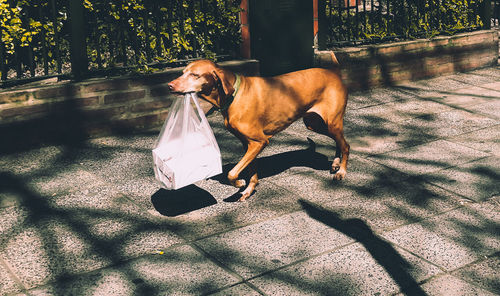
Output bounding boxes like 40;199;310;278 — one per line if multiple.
212;138;332;187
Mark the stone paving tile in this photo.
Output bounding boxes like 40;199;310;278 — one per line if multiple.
397;75;472;93
49;187;184;259
420;92;493;108
124;244;240;295
381;200;500;271
368;139;490;176
452;254;500;295
345;119;438;156
0;206;29;245
28;168;107;198
22;270;136;296
307;180;464;233
403;274;498;296
196;211;355;279
1;222;112;289
269;155;410;204
348;88;420;110
469;66;500;78
87;132;157;151
401;109;498;138
250;242;442;296
347;97;455;124
0;261;23;295
446;124;500;156
21;245;239;296
79;149;156;192
0;190;23;209
0;186;184;289
455;82;500;98
0;146;63;175
424;156;500;201
467;100;500;119
451;69;500;85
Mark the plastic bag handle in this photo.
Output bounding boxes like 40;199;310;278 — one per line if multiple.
189;93;209;126
189;93;220;153
182;93;190;138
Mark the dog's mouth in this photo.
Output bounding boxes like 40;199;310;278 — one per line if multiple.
169;90;200;96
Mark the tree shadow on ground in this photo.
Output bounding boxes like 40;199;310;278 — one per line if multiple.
300;199;428;296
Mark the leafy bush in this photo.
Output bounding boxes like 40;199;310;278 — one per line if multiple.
326;0;484;47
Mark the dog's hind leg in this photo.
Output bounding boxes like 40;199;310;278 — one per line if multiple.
303;112;329;135
304;110;349;180
327;125;349;180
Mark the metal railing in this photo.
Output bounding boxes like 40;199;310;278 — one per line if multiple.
493;0;500;26
0;0;241;87
318;0;493;48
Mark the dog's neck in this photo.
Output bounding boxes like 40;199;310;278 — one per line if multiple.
219;74;241;112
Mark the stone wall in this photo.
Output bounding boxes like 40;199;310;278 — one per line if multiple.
315;30;499;90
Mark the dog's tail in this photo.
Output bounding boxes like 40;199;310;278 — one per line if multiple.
328;51;341;75
329;52;339;66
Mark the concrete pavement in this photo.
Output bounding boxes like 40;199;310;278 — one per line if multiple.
0;66;499;295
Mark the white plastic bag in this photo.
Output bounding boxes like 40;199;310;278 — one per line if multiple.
152;93;222;190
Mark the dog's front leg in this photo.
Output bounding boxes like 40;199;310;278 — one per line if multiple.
238;162;258;201
227;140;266;200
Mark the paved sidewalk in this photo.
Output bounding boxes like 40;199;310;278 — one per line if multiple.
1;66;499;296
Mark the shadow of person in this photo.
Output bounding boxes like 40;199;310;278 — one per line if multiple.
300;199;428;296
151;186;217;217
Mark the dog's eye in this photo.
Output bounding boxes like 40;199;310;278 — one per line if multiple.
191;73;200;78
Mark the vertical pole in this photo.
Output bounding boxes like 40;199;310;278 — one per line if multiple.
50;0;61;73
317;0;327;50
313;0;318;48
0;36;6;81
143;3;151;63
480;0;492;29
240;0;251;58
69;0;88;80
38;1;49;75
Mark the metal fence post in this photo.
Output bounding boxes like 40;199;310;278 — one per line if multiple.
0;37;6;81
481;0;492;29
317;0;327;50
69;0;88;80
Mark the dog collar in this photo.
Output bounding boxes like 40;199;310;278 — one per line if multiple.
220;74;241;112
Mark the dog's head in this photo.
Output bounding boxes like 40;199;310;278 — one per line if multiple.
168;59;236;109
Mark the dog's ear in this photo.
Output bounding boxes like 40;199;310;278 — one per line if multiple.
212;68;235;98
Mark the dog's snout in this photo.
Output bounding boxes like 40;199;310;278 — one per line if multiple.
168;82;175;91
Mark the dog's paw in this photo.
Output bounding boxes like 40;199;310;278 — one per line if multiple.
333;168;346;180
330;158;341;174
232;179;246;188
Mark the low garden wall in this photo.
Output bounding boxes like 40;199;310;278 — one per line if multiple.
315;30;499;90
0;60;259;153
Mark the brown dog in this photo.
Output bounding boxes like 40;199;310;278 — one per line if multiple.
168;59;349;201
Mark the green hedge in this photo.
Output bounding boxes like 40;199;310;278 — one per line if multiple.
326;0;485;47
0;0;241;79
